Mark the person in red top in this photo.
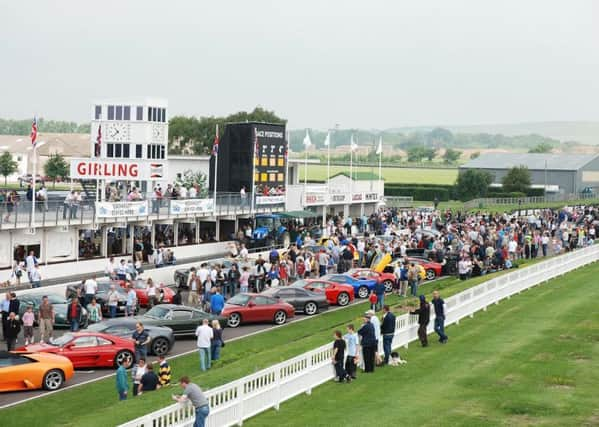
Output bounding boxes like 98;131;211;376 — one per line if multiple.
278;261;288;286
66;299;83;331
369;291;378;311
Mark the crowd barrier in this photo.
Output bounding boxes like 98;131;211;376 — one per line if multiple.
118;244;599;427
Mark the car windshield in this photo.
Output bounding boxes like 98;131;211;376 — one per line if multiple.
290;279;308;288
50;333;74;347
97;282;126;293
255;217;274;228
227;294;252;306
145;306;170;319
29;294;68;305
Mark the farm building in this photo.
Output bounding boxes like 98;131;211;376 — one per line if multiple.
459;153;599;195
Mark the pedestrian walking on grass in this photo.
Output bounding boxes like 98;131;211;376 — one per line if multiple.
195;318;213;371
210;319;224;362
116;355;131;400
432;291;448;344
381;305;396;365
332;330;350;382
172;376;210;427
358;313;377;372
410;295;430;347
344;324;358;379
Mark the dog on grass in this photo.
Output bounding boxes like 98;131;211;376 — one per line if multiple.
388;351;407;366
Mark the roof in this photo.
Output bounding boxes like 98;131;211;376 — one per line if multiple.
461;153;599;171
279;210;319;219
330;171;383;181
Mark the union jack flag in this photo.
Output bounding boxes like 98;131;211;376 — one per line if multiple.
30;116;38;146
95;124;102;157
212;124;219;156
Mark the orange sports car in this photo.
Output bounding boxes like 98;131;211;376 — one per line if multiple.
0;351;74;392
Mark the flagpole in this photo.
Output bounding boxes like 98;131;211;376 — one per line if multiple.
378;137;383;185
31;145;37;227
251;127;257;214
327;132;330;187
285;131;290;210
350;135;353;198
213;123;218;215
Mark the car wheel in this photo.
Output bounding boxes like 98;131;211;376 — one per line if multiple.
336;292;350;306
114;350;134;368
304;302;318;315
227;312;242;328
273;310;287;325
43;369;64;391
358;286;369;299
151;338;170;356
383;280;394;293
426;269;436;281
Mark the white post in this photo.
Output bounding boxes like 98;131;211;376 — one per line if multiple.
327;133;330;188
350;144;353;198
213;123;219;216
31;145;37;226
304;143;308;189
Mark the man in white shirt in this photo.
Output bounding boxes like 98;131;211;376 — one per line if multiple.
105;256;117;278
179;186;188;199
239;244;249;260
84;275;98;306
195;319;213;371
188;185;197;198
507;239;518;260
25;250;38;280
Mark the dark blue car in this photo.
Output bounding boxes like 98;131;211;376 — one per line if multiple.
321;274;377;299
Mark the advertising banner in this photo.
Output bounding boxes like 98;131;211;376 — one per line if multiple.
256;195;285;205
169;199;214;215
96;201;148;218
70;159;167;181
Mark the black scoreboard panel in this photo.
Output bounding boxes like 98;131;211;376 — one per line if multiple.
209;122;286;193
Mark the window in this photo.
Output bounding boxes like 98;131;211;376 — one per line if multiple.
123;144;130;158
107;144;114;158
108;105;115;120
97;337;113;346
116;105;123;120
115;144;122;157
94;105;102;120
171;310;192;320
123;106;131;120
152;107;157;122
136;106;143;121
254;296;273;306
0;355;34;367
135;144;142;159
72;336;97;348
147;107;152;122
147;144;166;159
162;108;166;122
106;326;131;335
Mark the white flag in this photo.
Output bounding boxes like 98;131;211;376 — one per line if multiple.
376;137;383;155
303;130;312;148
323;132;331;147
350;135;358;152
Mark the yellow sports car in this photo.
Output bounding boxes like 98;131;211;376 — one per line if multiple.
0;351;74;392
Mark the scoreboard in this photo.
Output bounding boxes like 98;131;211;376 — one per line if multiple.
209;122;287;194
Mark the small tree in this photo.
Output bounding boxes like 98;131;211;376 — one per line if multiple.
443;148;462;164
43;153;69;188
0;152;18;186
528;143;552;154
454;169;493;201
502;165;531;193
470;151;480;159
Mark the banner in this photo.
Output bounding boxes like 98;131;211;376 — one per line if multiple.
256;195;285;205
96;201;148;218
70;159;167;181
169;198;214;215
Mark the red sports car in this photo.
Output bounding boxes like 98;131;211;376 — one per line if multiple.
407;257;443;280
347;268;396;293
17;332;135;369
119;281;175;307
291;279;355;306
221;293;295;328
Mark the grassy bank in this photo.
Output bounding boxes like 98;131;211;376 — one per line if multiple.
247;261;599;427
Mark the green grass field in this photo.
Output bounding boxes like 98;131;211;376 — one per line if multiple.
300;165;458;185
2;260;541;427
246;262;599;427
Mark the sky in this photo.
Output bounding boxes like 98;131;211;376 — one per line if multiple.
0;0;598;130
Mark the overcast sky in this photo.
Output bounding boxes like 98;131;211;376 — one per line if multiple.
0;0;597;130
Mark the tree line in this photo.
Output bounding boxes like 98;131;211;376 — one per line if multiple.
0;118;90;135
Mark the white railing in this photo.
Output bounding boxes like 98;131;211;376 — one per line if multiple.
119;245;599;427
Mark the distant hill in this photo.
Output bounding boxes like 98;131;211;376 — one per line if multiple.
407;122;599;145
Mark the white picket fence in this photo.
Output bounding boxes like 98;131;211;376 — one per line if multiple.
119;245;599;427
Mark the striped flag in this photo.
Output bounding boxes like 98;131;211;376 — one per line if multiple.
30;116;38;146
212;124;220;156
323;132;330;147
95;124;102;157
303;130;312;148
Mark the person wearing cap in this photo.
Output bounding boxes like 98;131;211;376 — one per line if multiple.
410;295;431;347
357;313;377;372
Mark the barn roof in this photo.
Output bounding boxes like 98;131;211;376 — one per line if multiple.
460;153;598;171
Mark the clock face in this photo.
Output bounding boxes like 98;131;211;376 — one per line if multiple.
107;123;130;142
152;124;165;143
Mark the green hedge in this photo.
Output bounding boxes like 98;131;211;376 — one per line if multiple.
385;186;450;201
